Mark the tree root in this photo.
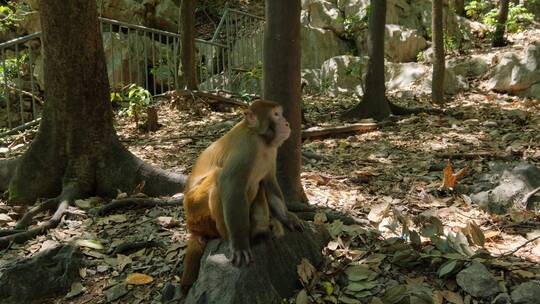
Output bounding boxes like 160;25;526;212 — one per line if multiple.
0;199;68;250
0;183;85;250
97;196;184;216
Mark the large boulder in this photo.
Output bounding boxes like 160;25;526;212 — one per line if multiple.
471;163;540;213
302;0;344;34
301;26;350;69
301;69;323;94
485;43;540;99
447;55;492;79
320;55;366;96
384;24;428;62
336;0;369;19
184;223;330;304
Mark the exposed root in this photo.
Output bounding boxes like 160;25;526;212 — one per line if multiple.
97;196;184;216
0;199;69;250
388;99;444;116
0;182;85;249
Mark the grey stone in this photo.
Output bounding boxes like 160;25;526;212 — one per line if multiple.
0;245;82;304
492;293;512;304
384;24;428;63
184;223;330;304
320;55;366;96
301;26;351;69
511;282;540;304
456;262;500;298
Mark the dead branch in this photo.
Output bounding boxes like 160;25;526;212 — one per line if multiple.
302;122;378;139
166;89;248;108
499;235;540;257
97;196;184;216
522;186;540;209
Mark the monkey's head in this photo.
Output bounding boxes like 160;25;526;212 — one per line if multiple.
244;99;290;146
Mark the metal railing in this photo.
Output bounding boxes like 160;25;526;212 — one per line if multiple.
0;8;265;133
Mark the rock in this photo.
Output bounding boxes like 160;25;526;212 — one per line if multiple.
301;26;351;69
320;55;366;96
104;283;128;302
100;0;145;25
492;293;512;304
303;0;344;33
456;262;500;298
301;69;322;94
511;282;540;304
485;43;540;98
337;0;369;20
384;24;428;62
184;223;330;304
0;245;82;304
385;62;429;92
448;55;492;79
161;282;182;303
471;163;540;213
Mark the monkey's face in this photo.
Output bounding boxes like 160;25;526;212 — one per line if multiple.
269;106;290;146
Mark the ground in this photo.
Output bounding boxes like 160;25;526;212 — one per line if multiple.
1;37;540;304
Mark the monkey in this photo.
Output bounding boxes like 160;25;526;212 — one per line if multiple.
179;99;303;293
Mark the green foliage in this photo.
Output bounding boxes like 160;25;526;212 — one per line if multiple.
465;0;494;20
110;84;153;124
0;3;31;33
483;3;534;33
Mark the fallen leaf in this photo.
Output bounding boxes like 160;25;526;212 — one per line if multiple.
442;290;464;304
126;273;154;285
297;258;316;285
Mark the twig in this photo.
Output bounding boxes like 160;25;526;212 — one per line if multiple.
97;196;184;216
499;235;540;257
301;122;378;139
522;186;540;209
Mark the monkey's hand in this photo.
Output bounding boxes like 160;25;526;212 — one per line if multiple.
282;211;304;232
230;248;253;267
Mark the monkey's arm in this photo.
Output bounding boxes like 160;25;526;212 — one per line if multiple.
218;154;254;266
262;173;303;231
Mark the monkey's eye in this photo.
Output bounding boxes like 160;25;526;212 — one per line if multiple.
274;112;279;116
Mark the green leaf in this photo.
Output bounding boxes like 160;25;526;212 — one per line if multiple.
438;259;458;277
346;281;377;292
381;285;407;304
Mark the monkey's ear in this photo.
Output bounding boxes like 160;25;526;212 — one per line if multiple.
244;110;258;127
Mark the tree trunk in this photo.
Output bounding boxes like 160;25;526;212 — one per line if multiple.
454;0;465;16
0;1;185;207
342;0;390;120
263;0;308;211
179;0;198;90
493;0;510;47
432;0;445;104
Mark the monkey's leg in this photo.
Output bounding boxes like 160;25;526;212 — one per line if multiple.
250;187;271;240
180;234;207;294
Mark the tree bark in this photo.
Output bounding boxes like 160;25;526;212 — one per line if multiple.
493;0;510;47
179;0;198;90
432;0;445;104
342;0;390;120
263;0;308;211
0;0;185;228
454;0;465;16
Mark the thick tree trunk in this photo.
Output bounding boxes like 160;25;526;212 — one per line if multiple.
0;1;185;213
342;0;390;121
263;0;308;211
454;0;465;16
493;0;510;47
432;0;445;104
179;0;198;90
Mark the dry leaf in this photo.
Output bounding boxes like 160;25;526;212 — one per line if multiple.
126;273;154;285
442;290;464;304
297;258;316;285
441;160;468;190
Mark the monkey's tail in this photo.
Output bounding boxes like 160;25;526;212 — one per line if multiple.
180;234;207;294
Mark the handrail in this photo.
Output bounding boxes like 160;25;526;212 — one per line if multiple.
0;32;41;49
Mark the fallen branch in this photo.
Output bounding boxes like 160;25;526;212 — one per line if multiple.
110;240;161;255
436;151;521;160
302;122;378;139
522;186;540;209
499;235;540;257
166;89;248;108
97;196;184;216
